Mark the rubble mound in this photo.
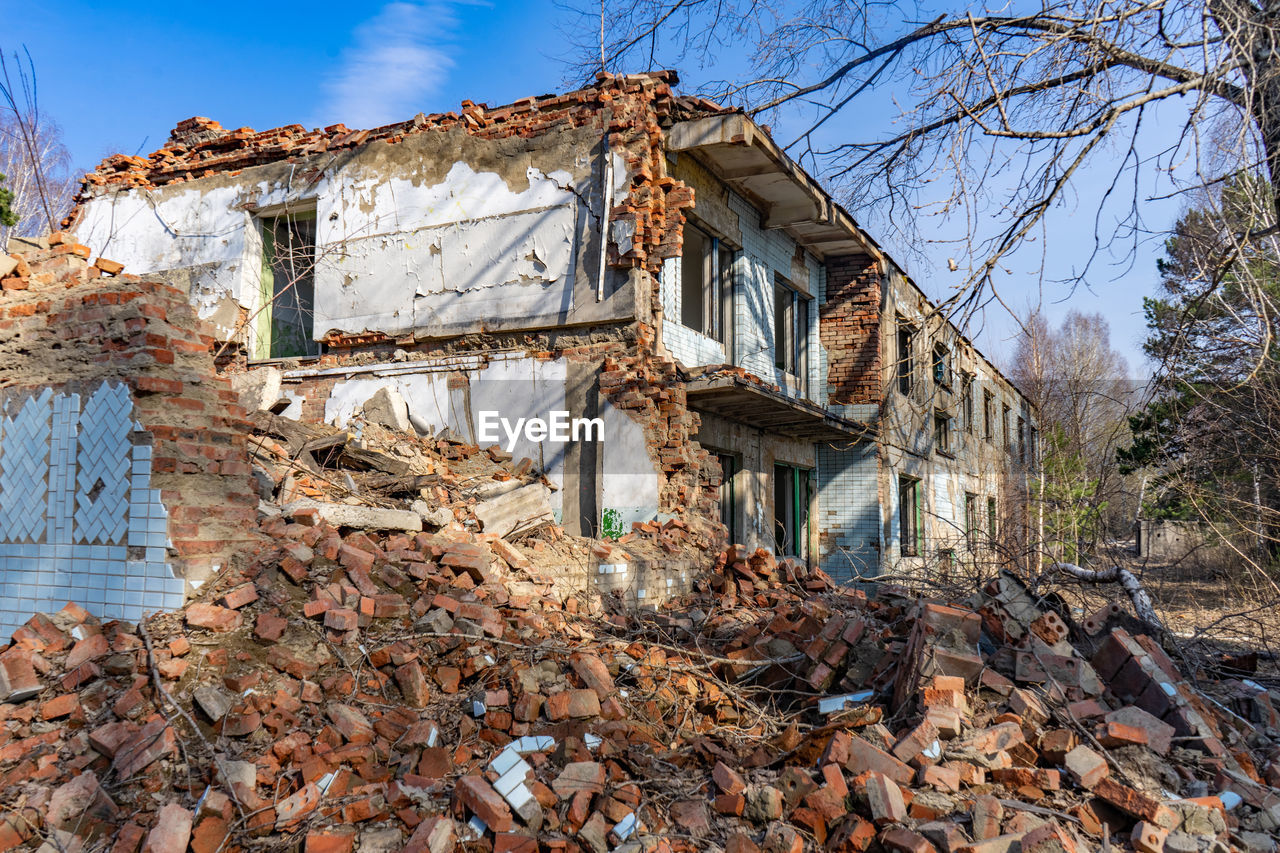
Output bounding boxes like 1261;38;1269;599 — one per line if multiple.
0;523;1275;853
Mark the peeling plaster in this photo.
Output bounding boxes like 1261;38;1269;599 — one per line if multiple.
314;163;578;337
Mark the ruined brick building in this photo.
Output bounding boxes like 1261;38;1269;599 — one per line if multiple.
0;71;1034;632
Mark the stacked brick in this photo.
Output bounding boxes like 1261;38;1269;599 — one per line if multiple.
0;518;1274;853
820;254;882;407
0;236;260;578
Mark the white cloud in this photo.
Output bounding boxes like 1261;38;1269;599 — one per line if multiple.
318;2;456;129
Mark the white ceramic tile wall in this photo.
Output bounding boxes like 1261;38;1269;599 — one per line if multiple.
0;382;182;638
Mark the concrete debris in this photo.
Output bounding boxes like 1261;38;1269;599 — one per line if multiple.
360;386;411;433
282;499;423;532
229;365;283;413
474;484;555;539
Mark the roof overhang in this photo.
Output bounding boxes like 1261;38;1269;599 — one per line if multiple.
666;113;886;264
686;375;872;442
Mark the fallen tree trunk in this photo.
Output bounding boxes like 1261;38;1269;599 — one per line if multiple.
1051;562;1166;636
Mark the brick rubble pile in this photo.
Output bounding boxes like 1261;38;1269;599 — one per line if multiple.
0;518;1273;853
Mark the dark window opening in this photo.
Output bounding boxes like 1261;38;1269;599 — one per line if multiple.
1003;403;1013;452
933;344;951;386
773;275;810;384
964;492;978;551
935;411;951;454
962;374;974;433
983;390;994;440
717;452;738;544
773;463;811;559
987;496;998;539
259;211;322;360
899;474;921;557
1017;417;1027;463
680;222;735;346
897;321;916;397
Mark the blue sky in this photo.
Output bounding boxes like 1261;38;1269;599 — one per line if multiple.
2;0;1171;374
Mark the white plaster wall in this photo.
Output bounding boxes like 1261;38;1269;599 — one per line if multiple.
75;162;582;343
314;163;579;336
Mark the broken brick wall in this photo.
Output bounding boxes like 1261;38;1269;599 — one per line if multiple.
68;73;702;357
821;253;882;409
0;236;259;635
243;325;723;552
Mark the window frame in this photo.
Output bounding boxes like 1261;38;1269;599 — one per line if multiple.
255;207;323;361
773;462;812;559
679;220;736;346
934;410;952;455
932;343;951;387
773;274;810;384
983;390;994;440
964;492;978;551
962;373;974;434
897;320;916;397
716;452;739;544
899;474;922;557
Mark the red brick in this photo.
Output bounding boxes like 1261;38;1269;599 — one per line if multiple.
143;804;192;853
456;775;513;832
40;693;78;720
863;772;906;826
305;830;355;853
275;783;321;829
326;704;374;743
395;660;430;708
713;761;746;795
219;583;259;610
186;603;243;633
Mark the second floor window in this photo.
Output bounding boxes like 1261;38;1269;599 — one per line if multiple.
935;411;951;454
258;209;322;360
933;344;951;386
680;222;733;343
962;373;974;433
774;275;810;380
897;321;915;396
983;390;994;439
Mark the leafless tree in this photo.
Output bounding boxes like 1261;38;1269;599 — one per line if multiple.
1007;308;1140;562
577;0;1280;323
0;48;75;245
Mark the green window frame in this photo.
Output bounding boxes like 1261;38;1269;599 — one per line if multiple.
773;462;812;559
256;210;321;360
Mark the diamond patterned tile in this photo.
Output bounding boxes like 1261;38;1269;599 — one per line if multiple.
0;390;52;543
75;383;132;545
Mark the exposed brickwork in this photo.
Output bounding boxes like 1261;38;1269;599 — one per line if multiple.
0;236;260;579
821;254;882;406
599;331;722;550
